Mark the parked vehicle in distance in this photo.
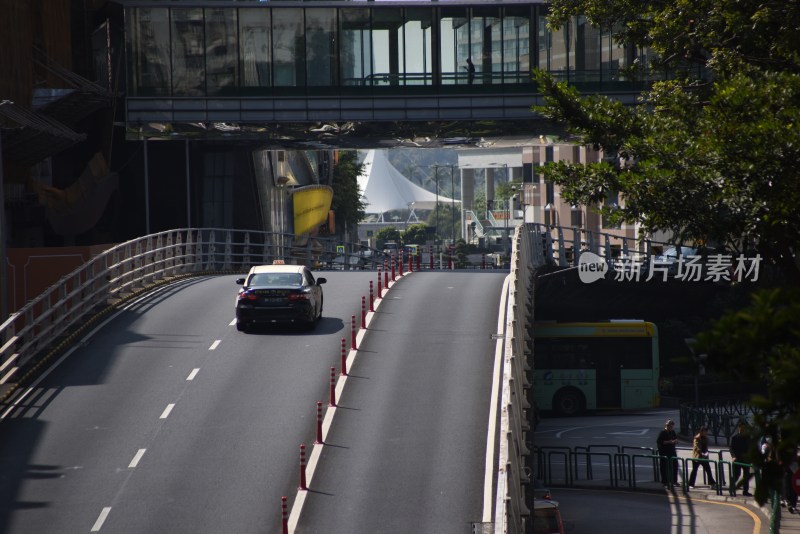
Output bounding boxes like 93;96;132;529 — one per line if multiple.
234;263;326;332
382;241;400;256
532;499;564;534
651;246;698;276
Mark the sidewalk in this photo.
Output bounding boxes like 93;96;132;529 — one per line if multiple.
557;478;800;531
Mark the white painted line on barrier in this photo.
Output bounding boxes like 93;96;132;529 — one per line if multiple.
186;368;200;381
209;340;221;351
483;274;511;522
160;404;175;419
91;507;112;532
129;448;146;468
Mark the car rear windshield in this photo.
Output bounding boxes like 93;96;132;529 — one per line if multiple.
249;273;303;286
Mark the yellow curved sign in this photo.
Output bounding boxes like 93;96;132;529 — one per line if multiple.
292;185;334;235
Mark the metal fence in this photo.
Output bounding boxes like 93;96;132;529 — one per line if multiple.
0;228;386;394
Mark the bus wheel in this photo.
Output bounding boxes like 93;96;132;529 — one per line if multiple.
554;389;584;416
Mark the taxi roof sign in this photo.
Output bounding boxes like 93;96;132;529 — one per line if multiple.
273;259;286;264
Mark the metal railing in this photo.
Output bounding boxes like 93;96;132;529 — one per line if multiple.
534;444;756;498
0;229;385;393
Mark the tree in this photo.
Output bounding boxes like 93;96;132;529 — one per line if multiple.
375;226;402;249
696;286;800;507
331;151;367;241
402;223;429;245
538;0;800;513
534;1;800;281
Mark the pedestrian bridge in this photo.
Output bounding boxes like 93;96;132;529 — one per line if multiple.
121;0;673;146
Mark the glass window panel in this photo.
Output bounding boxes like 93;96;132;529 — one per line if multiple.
503;6;530;84
473;7;502;85
575;15;601;82
548;18;573;81
372;8;402;86
305;8;336;87
272;9;304;87
205;8;238;95
128;8;171;96
400;8;432;86
340;8;373;86
440;7;469;85
239;8;271;89
171;8;206;96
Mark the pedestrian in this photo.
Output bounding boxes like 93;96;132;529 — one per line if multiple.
464;58;475;84
782;448;798;514
729;421;752;496
657;419;679;487
688;426;717;489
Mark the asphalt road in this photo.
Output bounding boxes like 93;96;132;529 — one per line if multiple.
0;269;508;534
295;271;507;533
0;272;375;533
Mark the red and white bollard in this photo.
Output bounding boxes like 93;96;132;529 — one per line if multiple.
399;250;404;276
408;252;413;272
281;496;288;534
369;281;375;312
329;367;337;407
351;315;357;350
481;253;486;270
361;296;366;329
377;267;383;297
315;401;324;444
391;254;396;281
298;444;307;490
429;245;434;270
384;260;389;287
340;337;348;376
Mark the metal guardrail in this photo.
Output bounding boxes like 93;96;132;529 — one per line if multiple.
534;444;757;498
0;228;384;392
679;401;757;446
494;223;535;533
495;223;678;532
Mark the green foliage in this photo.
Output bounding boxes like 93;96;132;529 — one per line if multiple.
331;151;367;238
402;223;428;245
541;0;800;509
375;226;402;248
696;287;800;505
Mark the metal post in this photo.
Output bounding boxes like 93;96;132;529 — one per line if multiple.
185;139;191;227
0;127;7;323
143;137;151;234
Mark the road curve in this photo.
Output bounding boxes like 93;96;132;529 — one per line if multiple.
295;271;507;534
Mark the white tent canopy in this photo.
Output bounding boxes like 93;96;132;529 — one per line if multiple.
358;150;459;220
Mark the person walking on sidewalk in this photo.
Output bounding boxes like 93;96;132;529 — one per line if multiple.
730;421;753;496
657;419;679;487
689;426;717;489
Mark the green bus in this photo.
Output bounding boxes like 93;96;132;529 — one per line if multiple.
532;321;660;416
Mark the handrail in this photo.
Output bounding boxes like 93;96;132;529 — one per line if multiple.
0;229;385;394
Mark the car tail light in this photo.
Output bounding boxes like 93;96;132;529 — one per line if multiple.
287;291;310;302
239;291;258;301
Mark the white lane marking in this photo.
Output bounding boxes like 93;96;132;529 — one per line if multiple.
186;368;200;381
129;449;146;468
483;274;511;522
209;340;221;351
229;318;236;326
91;507;112;532
555;427;582;439
160;404;175;419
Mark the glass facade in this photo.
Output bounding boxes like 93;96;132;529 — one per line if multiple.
125;3;662;98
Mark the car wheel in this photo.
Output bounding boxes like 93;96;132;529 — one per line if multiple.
553;389;585;416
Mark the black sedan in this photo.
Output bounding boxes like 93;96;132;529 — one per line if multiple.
235;264;326;331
